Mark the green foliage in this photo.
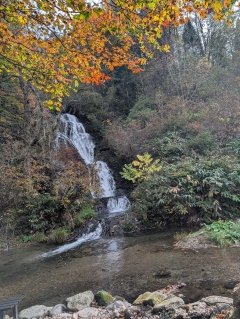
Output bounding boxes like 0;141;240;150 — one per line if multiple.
74;205;97;227
132;156;240;226
49;227;71;244
227;138;240;156
186;131;216;154
16;194;62;234
127;96;156;121
205;220;240;246
152;131;187;159
20;234;33;243
121;153;162;183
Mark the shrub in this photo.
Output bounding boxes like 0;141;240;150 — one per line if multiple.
121;153;162;183
204;220;240;246
74;205;97;227
131;156;240;226
50;227;71;244
127;96;156;121
186;131;216;154
15;194;62;234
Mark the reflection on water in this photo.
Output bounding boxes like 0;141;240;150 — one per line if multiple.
97;239;123;273
1;231;240;309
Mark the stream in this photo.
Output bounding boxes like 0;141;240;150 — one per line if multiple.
1;113;239;310
1;231;240;309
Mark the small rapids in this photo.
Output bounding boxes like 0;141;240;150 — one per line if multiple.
40;223;103;258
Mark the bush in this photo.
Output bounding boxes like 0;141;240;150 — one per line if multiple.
74;205;96;227
131;156;240;226
186;131;216;154
50;227;71;244
204;220;240;246
15;194;62;234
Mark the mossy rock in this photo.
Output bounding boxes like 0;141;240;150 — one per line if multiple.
95;290;114;306
133;291;168;306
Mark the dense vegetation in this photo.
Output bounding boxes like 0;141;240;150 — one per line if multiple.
0;7;240;245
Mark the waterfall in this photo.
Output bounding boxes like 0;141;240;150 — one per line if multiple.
58;113;130;213
41;113;130;258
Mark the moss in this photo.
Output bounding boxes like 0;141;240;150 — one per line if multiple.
95;290;114;306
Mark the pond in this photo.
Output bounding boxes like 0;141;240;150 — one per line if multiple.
0;231;239;309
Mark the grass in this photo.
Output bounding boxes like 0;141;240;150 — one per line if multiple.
74;205;97;227
50;227;71;244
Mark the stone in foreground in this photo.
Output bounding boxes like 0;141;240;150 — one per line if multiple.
201;296;233;305
133;291;168;306
95;290;114;306
19;305;52;319
66;291;94;311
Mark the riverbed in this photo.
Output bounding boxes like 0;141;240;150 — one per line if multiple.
0;231;240;309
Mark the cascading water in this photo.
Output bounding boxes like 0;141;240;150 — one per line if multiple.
57;113;130;213
41;114;130;257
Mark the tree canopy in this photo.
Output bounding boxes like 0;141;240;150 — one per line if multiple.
0;0;238;109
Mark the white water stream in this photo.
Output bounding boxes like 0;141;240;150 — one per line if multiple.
42;114;130;257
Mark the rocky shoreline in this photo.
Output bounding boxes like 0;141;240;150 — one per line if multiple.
10;284;240;319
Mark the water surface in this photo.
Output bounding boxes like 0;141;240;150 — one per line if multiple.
0;231;239;309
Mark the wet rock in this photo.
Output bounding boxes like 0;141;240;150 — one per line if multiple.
50;304;67;316
201;296;233;306
95;290;114;306
19;305;52;319
124;306;141;319
66;291;94;311
153;296;185;314
133;291;169;306
153;268;171;279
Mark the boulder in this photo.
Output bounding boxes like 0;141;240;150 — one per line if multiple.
66;291;94;311
95;290;114;306
133;291;169;306
124;306;141;319
107;300;131;317
77;307;111;319
185;301;212;319
50;304;67;316
77;307;99;318
153;296;185;313
19;305;52;319
201;296;233;305
57;313;73;319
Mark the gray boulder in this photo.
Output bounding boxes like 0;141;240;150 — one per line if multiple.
66;291;94;311
19;305;52;319
50;304;67;316
201;296;233;305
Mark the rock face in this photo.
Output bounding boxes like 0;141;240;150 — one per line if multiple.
95;290;114;306
66;291;94;311
19;305;52;319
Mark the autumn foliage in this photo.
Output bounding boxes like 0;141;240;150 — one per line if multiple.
0;0;238;109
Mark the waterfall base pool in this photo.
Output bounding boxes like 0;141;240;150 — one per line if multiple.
0;231;239;309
